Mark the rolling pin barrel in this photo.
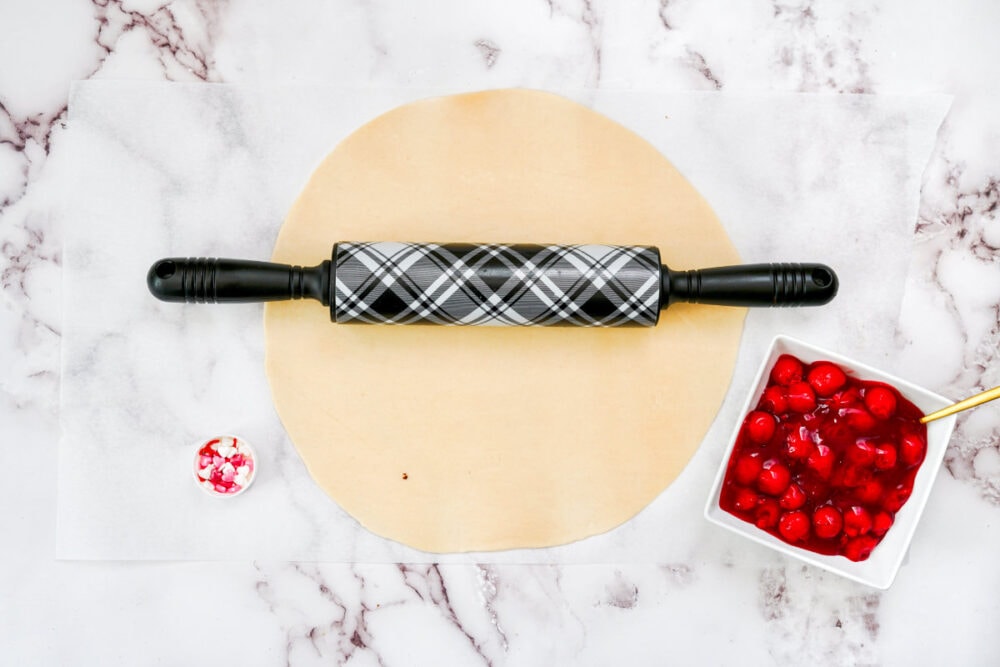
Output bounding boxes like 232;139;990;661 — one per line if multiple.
330;242;664;326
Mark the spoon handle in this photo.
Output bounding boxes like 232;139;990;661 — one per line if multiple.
920;384;1000;423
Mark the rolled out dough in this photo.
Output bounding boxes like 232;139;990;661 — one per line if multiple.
265;89;744;552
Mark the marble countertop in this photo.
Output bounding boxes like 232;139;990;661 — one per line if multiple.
3;1;999;664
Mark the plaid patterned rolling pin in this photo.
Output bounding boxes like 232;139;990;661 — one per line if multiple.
148;242;838;327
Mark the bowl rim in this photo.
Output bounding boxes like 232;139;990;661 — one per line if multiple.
703;334;957;589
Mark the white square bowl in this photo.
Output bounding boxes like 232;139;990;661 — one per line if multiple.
704;335;957;589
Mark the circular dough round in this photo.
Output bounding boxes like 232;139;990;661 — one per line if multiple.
265;89;744;552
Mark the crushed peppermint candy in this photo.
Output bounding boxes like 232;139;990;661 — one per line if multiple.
193;436;255;496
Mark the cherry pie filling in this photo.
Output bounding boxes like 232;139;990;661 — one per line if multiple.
720;355;927;562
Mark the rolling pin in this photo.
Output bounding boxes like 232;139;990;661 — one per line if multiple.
147;242;838;327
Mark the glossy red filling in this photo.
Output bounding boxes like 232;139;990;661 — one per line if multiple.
720;354;927;562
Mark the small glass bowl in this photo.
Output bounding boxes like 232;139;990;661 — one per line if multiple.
192;435;256;498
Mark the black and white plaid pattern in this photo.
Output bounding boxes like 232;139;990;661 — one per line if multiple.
332;242;662;326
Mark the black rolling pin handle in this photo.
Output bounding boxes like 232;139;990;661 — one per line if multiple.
661;263;838;308
147;258;330;305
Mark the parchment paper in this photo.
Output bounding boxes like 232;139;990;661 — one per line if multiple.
55;82;949;561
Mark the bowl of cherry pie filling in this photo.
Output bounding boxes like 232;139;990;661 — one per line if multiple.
705;335;957;589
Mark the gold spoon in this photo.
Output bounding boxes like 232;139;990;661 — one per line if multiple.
920;385;1000;424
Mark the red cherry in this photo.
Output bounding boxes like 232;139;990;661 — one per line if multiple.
754;499;781;529
807;363;847;397
778;510;810;542
818;419;854;448
842;535;879;562
757;460;792;496
771;356;804;386
872;511;894;537
812;505;843;539
874;444;897;470
845;408;877;434
864;386;898;420
900;433;926;467
782;414;806;431
797;476;830;503
733;454;764;485
843;506;873;537
779;483;807;510
760;386;789;414
855;479;884;504
806;444;835;480
882;484;913;512
745;411;777;445
784;428;814;461
786;382;817;413
841;465;873;488
830;387;862;411
845;441;877;467
734;487;759;511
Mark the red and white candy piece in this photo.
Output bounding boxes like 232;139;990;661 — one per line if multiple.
193;436;256;496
